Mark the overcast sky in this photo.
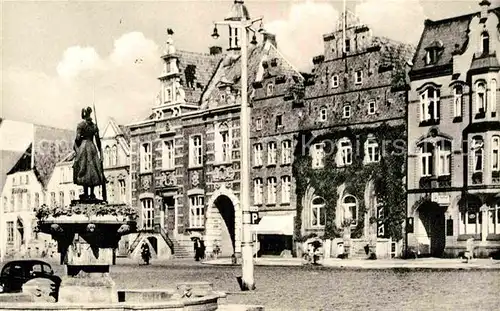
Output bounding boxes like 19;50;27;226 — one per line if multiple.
1;0;489;130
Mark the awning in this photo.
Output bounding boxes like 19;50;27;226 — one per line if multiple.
254;215;294;236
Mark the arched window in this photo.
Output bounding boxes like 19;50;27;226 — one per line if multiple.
311;197;325;227
492;136;499;172
419;142;434;177
111;145;118;166
342;195;358;225
476;82;487;114
337;138;352;167
104;146;110;168
472;136;484;172
453;85;463;117
365;136;380;163
481;32;489;55
215;123;231;163
419;87;440;122
437;140;451;176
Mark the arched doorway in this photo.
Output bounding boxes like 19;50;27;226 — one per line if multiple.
417;201;446;257
213;195;235;257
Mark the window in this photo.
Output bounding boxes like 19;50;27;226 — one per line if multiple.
9;195;14;212
189;195;205;228
69;190;75;202
354;71;363;85
476;82;487;114
267;83;274;96
33;192;40;207
481;32;489;55
281;176;291;204
267;142;277;165
338;138;352;167
419;87;440;122
119;179;126;203
437;140;451;176
311;197;325;227
162;140;175;170
26;193;31;210
111;145;118;166
3;196;7;213
368;101;376;115
491;79;497;114
256;118;262;131
420;142;434;177
311;143;325;169
492;136;499;171
488;204;500;235
472;137;484;172
276;115;283;128
104;146;110;168
365;137;380;163
319;107;327;122
50;192;56;207
140;143;152;172
59;191;64;207
190;135;203;167
342;196;358;225
460;209;482;235
254;178;263;205
60;167;66;183
425;49;438;65
330;75;339;88
141;198;154;230
344;39;351;53
343;105;351;118
453;85;463;117
6;221;14;243
216;124;231;163
267;177;277;204
281;140;292;165
253;143;263;167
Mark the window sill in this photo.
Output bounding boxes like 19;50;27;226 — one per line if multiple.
161;168;175;172
486;234;500;241
457;234;481;241
188;165;203;170
280;202;290;206
419;119;440;127
253;164;263;169
185;227;205;231
139;171;153;175
213;161;232;167
266;163;277;168
266;203;277;206
452;116;463;123
280;162;292;167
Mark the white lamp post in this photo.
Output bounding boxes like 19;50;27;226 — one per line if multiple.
211;0;263;291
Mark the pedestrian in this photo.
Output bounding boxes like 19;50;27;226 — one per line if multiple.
193;238;200;261
199;238;206;260
141;243;151;265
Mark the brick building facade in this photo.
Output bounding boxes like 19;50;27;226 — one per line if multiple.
407;1;500;257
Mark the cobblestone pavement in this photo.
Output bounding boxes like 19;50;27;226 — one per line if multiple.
4;257;500;310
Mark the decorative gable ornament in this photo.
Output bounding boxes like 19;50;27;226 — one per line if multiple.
191;171;200;187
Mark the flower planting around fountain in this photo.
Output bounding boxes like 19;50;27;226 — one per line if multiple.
0;202;225;311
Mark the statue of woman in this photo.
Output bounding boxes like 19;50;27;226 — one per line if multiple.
73;107;105;200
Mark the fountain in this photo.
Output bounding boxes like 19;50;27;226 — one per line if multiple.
0;201;226;311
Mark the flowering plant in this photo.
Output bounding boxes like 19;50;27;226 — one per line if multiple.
34;203;139;221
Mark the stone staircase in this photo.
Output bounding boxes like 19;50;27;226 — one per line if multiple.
172;239;193;259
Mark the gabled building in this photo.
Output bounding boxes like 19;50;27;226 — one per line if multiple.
0;122;74;260
407;1;500;257
292;11;414;258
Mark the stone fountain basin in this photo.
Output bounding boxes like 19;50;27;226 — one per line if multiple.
0;288;227;311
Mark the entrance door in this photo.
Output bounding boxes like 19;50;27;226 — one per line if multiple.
214;196;235;257
419;202;446;257
163;196;175;234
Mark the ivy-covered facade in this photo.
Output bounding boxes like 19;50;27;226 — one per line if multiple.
291;11;414;258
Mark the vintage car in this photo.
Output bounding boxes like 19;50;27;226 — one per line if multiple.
0;260;61;300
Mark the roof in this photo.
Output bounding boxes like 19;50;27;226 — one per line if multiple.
176;50;223;105
410;7;500;73
0;150;25;194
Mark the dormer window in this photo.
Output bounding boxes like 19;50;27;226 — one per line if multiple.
319;107;327;122
481;32;490;55
267;83;274;96
343;105;351;119
425;49;438;65
330;75;339;88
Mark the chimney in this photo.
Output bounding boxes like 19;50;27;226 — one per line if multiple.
210;46;223;55
479;0;490;21
263;32;277;48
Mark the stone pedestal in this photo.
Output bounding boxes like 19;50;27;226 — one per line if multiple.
36;201;137;304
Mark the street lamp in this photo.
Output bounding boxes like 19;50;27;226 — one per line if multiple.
211;0;263;291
